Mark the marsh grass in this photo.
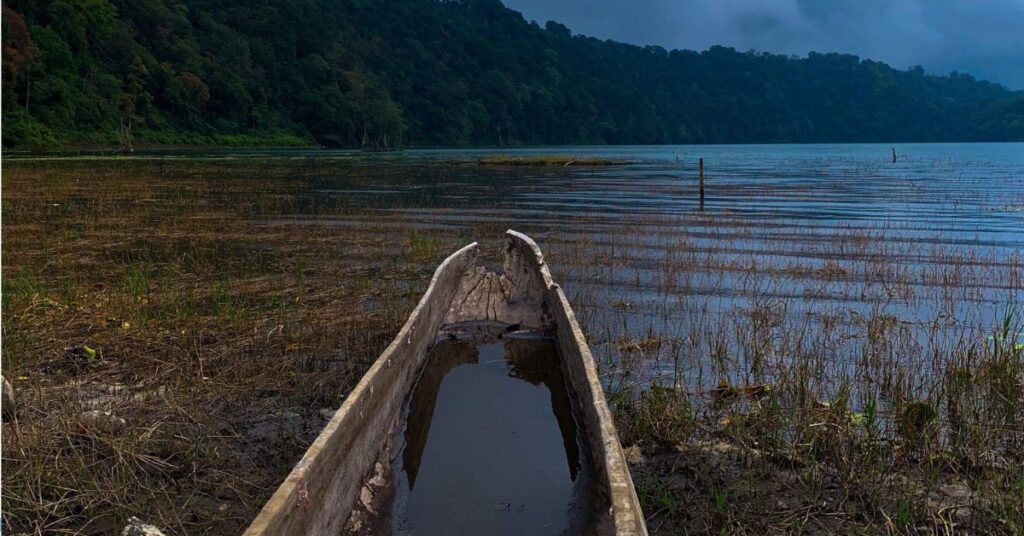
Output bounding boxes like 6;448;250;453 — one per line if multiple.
477;155;628;166
2;156;1022;534
558;224;1023;534
1;160;458;534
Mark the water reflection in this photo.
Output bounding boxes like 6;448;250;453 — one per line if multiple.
390;334;595;535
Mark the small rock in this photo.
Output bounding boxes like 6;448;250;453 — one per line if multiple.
77;410;127;435
346;513;365;533
131;385;168;403
121;517;166;536
951;506;973;523
319;408;336;420
3;375;15;421
623;445;645;465
939;483;973;501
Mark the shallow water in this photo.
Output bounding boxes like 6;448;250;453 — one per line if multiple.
16;143;1023;392
278;144;1021;386
386;335;596;535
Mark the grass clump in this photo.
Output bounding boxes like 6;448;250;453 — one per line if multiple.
615;385;694;446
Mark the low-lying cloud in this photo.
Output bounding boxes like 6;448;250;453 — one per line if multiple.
503;0;1024;89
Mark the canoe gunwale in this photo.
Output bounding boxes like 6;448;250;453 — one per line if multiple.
506;230;648;536
243;241;479;536
244;232;647;535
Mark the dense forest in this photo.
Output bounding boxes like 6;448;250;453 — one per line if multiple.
3;0;1024;148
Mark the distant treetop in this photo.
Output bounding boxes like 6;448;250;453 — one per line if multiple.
3;0;1022;148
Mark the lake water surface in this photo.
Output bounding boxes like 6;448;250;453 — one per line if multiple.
386;334;597;535
16;143;1024;390
293;143;1024;389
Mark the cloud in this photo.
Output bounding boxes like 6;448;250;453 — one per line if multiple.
502;0;1024;88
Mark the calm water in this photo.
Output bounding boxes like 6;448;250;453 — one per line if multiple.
22;143;1023;240
289;143;1023;388
179;143;1022;249
16;143;1024;388
387;334;596;535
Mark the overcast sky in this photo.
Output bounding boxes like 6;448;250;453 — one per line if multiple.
502;0;1024;89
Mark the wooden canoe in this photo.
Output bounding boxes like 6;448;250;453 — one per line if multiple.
244;230;647;535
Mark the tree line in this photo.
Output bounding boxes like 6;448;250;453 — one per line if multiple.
3;0;1023;148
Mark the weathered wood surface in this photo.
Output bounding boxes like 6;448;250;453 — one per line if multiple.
243;242;479;536
443;234;552;329
246;231;647;535
505;230;648;536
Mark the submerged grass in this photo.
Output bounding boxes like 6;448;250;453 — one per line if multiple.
2;156;1022;534
570;223;1024;533
477;155;628;166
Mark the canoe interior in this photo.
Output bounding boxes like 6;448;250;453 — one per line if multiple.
244;230;647;536
362;330;599;535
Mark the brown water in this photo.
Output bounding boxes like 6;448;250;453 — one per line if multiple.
385;332;598;535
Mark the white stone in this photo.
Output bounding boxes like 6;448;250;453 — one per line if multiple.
121;517;166;536
77;410;127;435
2;375;15;421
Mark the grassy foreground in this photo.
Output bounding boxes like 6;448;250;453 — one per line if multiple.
0;159;445;533
2;158;1022;534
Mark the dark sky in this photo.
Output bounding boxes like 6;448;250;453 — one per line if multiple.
502;0;1024;90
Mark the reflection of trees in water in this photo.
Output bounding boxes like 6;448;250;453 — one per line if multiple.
401;338;479;486
400;336;583;486
505;337;583;482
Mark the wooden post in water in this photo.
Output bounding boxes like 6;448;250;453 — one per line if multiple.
698;158;705;210
892;147;897;163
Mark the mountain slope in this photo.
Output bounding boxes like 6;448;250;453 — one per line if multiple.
3;0;1023;147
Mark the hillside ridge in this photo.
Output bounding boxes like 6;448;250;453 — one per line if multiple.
3;0;1023;148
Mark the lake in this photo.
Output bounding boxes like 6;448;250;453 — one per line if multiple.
11;143;1023;392
229;142;1023;392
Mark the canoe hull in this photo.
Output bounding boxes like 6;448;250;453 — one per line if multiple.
245;230;647;535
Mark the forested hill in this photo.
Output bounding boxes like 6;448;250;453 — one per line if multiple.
3;0;1024;148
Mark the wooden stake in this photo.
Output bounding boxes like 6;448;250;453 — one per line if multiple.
699;158;705;210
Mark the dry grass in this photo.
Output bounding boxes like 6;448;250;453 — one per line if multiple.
0;159;463;534
2;156;1022;534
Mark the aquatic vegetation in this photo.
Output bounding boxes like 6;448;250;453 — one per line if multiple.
477;155;629;166
2;150;1022;534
